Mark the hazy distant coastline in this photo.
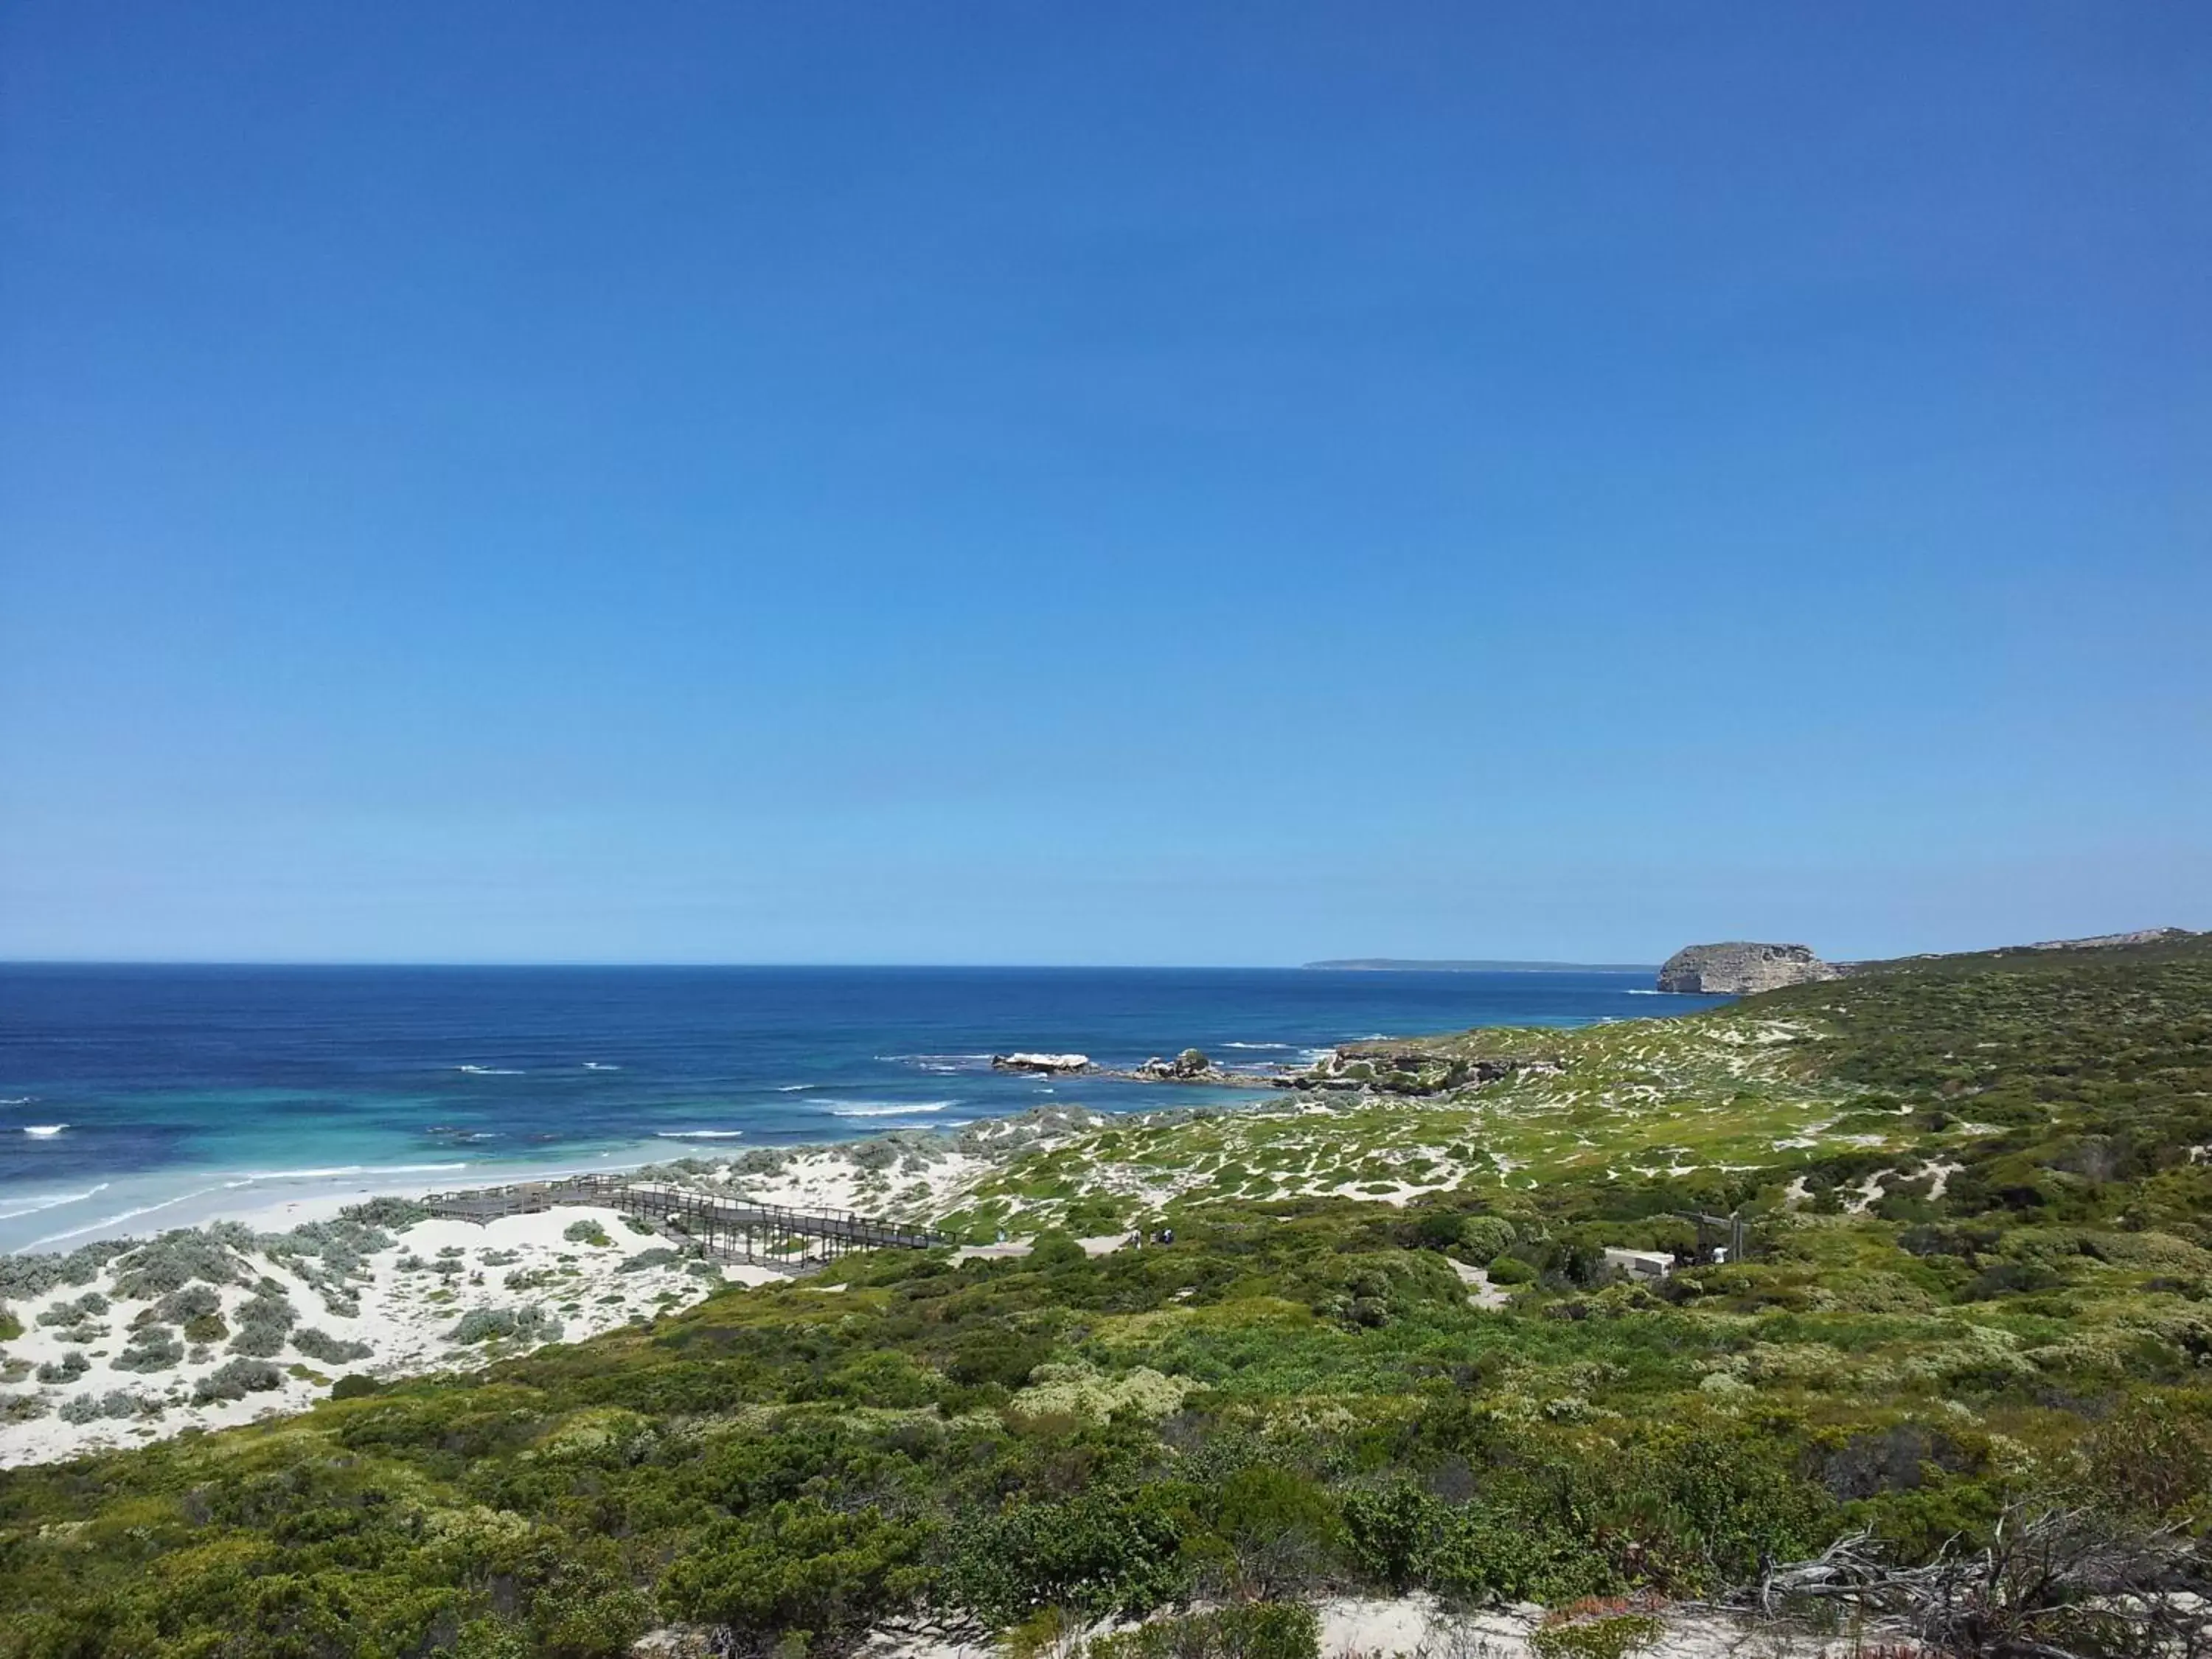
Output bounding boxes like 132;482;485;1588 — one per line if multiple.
1301;958;1658;973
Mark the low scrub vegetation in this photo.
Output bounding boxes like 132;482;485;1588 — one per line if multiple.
0;938;2208;1657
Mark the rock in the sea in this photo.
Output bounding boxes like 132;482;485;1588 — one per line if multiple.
1137;1048;1214;1080
1656;942;1836;995
991;1052;1092;1075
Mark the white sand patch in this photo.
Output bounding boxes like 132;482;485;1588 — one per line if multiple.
0;1204;767;1469
1447;1257;1509;1310
852;1596;1865;1659
731;1149;996;1220
1844;1170;1894;1214
951;1240;1033;1263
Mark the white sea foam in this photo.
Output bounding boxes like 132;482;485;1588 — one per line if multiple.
29;1185;229;1247
582;1062;621;1071
1625;990;1662;996
823;1101;953;1118
882;1054;992;1072
656;1130;745;1140
220;1161;471;1185
0;1096;34;1106
775;1084;817;1092
0;1183;110;1221
456;1065;524;1075
23;1124;67;1137
1220;1041;1295;1050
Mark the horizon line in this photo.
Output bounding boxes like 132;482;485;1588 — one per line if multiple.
0;956;1664;973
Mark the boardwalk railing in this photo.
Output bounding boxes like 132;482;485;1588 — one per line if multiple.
419;1173;943;1265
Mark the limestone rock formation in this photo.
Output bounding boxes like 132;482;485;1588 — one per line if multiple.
1137;1048;1214;1080
1656;942;1836;995
990;1052;1092;1074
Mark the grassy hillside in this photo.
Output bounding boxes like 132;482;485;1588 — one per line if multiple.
1;938;2208;1658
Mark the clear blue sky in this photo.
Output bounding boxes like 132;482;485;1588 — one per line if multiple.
1;4;2205;965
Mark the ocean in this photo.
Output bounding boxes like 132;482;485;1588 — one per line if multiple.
0;964;1722;1253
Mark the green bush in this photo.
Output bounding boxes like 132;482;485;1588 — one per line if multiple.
945;1484;1197;1622
111;1326;184;1374
660;1498;929;1644
192;1358;284;1403
1530;1615;1665;1659
1205;1465;1343;1596
450;1305;564;1345
1029;1229;1088;1270
1459;1215;1518;1259
110;1231;246;1299
564;1219;613;1247
293;1327;375;1364
1088;1603;1320;1659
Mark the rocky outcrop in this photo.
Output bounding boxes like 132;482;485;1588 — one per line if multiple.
990;1053;1092;1075
2025;928;2195;952
1656;942;1836;995
1297;1037;1565;1096
1136;1048;1214;1080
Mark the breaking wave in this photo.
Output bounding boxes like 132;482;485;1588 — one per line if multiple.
0;1183;110;1221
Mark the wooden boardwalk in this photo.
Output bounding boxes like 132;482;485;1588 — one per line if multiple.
419;1173;943;1265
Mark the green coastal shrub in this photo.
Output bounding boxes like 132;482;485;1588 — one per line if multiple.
1029;1229;1088;1269
658;1497;929;1645
619;1248;684;1273
0;1306;19;1342
449;1305;563;1345
1530;1614;1665;1659
227;1287;298;1357
945;1484;1197;1623
1459;1215;1518;1260
111;1231;246;1299
183;1311;229;1343
1088;1603;1321;1659
59;1390;151;1425
563;1219;613;1247
145;1283;220;1324
192;1357;284;1403
36;1292;109;1327
0;1239;131;1301
35;1352;88;1384
111;1326;184;1374
292;1327;375;1364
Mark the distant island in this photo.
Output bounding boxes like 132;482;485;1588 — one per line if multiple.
1301;957;1657;973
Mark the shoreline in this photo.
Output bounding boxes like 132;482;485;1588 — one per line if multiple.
0;1087;1283;1258
0;1109;1119;1467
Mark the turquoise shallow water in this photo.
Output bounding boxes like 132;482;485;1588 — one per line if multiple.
0;964;1720;1251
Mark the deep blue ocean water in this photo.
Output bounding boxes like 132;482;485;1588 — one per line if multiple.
0;964;1721;1251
